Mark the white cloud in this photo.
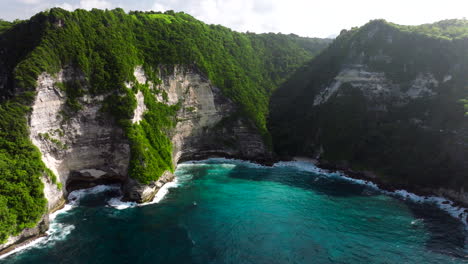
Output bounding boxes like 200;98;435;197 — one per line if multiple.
58;2;74;11
17;0;43;4
150;2;167;12
2;0;468;37
146;0;468;37
79;0;111;10
58;0;112;11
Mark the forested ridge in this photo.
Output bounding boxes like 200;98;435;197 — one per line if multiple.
0;8;330;242
270;19;468;192
3;8;466;246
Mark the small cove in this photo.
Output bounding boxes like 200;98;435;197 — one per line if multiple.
1;159;467;264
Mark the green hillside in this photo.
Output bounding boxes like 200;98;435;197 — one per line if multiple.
0;8;330;242
270;19;468;191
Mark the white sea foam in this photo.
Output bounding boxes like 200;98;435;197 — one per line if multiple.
0;194;79;259
151;180;179;204
182;158;267;169
411;219;424;225
49;204;74;221
45;223;75;243
0;237;47;260
107;176;183;210
390;190;467;226
274;161;327;174
107;198;136;210
275;161;380;189
68;184;120;205
273;160;468;228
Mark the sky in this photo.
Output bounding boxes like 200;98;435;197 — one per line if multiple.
0;0;467;38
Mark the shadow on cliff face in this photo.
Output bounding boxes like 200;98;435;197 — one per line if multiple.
219;162;467;260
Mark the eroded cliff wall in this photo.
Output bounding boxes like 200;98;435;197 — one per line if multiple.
122;65;270;202
29;67;130;198
270;20;468;205
26;64;270;204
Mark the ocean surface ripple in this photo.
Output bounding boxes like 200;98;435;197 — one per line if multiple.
1;159;467;264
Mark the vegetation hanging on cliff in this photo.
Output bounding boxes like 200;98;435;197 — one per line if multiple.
126;83;179;184
0;7;330;241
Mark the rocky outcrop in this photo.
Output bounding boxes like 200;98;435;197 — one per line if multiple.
122;65;271;202
158;66;269;164
122;171;174;203
0;64;271;251
433;188;468;207
4;66;134;254
270;20;468;207
0;215;48;255
313;64;438;107
0;177;60;255
29;66;130;197
28;64;269;205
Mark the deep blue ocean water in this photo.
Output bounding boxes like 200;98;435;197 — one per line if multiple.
1;159;467;264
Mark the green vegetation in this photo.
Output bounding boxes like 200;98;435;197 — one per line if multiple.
0;94;47;243
0;7;328;183
389;19;468;40
0;8;329;241
57;81;84;113
461;98;468;115
270;19;468;191
0;19;14;34
126;84;179;184
1;8;328;139
38;132;67;150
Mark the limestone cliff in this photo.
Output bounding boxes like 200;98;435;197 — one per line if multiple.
270;19;468;205
0;64;271;252
122;65;270;202
0;8;327;252
24;63;269;211
29;67;130;197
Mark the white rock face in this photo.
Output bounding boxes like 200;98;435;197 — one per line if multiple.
78;169;107;178
314;66;393;106
443;75;453;83
134;66;147;85
313;64;438;106
30;72;67;184
41;176;65;212
29;67;130;196
405;73;438;99
123;65;269;202
126;66;148;124
132;90;147;124
157;66;225;163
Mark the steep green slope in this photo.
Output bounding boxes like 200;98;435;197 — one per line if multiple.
0;8;330;241
270;19;468;192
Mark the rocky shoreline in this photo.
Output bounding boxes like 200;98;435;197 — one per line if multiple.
0;198;65;257
180;153;468;212
288;157;468;217
1;154;467;258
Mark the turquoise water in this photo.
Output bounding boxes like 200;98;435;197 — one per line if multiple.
1;159;467;263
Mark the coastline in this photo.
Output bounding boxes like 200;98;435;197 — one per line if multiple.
290;157;468;225
182;154;468;222
1;155;467;259
179;155;468;225
0;197;66;258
